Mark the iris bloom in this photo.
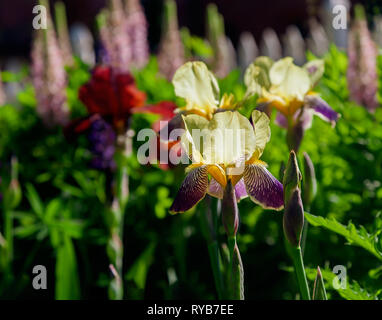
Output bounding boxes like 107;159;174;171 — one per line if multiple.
158;61;237;166
170;110;284;213
172;61;236;120
244;57;339;131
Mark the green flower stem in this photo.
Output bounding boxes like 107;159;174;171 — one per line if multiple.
107;197;124;300
227;236;236;263
287;241;311;300
1;157;20;275
106;132;131;300
227;236;244;300
2;207;13;273
199;197;224;299
207;241;224;299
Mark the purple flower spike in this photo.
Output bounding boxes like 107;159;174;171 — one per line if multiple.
99;0;131;72
158;0;185;80
31;1;69;127
347;5;379;112
87;118;117;170
126;0;149;69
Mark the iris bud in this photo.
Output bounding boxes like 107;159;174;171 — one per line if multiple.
283;150;302;205
302;152;317;207
283;188;304;247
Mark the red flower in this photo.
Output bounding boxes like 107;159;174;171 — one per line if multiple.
133;101;177;132
132;101;182;170
79;65;146;129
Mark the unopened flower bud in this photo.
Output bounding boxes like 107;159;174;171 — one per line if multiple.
283;188;304;247
283;150;302;205
312;266;327;300
222;180;239;238
302;152;317;206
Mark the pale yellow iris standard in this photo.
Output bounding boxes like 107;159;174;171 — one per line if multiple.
172;61;236;120
244;56;324;117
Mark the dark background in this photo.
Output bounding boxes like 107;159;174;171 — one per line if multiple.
0;0;377;61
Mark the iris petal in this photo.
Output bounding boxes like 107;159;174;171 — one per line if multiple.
244;164;284;210
269;57;311;102
172;62;219;115
207;178;224;199
252;110;271;157
275;112;288;129
275;109;313;131
234;178;248;202
207;164;227;188
207;177;248;202
305;94;340;126
170;165;209;213
303;60;324;87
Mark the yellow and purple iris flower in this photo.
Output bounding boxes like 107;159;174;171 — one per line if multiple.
170;110;284;213
244;56;339;131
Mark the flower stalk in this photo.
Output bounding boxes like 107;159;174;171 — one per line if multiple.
125;0;149;69
106;130;132;300
31;0;69;127
283;151;310;300
0;157;21;275
347;4;378;112
206;4;232;78
199;197;224;299
222;180;244;300
54;1;73;66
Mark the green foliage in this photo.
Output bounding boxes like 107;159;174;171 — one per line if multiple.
305;267;378;300
132;57;179;104
126;242;156;291
305;212;382;260
181;28;213;59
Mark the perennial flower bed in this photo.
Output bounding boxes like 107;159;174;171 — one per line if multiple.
0;0;382;301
